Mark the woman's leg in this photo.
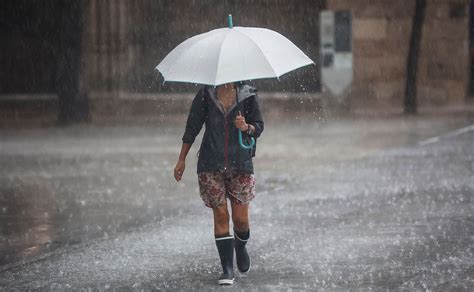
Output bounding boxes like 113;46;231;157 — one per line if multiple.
212;204;230;236
230;201;251;273
230;201;249;232
227;171;254;233
212;204;234;285
199;172;234;284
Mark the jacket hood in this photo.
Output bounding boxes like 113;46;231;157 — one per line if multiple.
206;84;257;114
236;84;257;102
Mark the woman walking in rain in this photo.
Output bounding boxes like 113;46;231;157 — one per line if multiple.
173;82;264;285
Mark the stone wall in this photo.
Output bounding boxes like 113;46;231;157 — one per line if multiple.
81;0;130;93
418;0;470;106
327;0;470;110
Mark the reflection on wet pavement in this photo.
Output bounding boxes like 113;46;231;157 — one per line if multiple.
0;115;471;266
0;113;473;290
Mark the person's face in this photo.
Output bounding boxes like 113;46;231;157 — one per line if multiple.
217;83;235;94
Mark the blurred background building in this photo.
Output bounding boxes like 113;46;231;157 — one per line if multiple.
0;0;472;126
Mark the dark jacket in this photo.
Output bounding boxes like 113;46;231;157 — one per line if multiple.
182;84;264;174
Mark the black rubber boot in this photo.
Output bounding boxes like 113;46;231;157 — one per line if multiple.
234;229;250;273
215;236;235;285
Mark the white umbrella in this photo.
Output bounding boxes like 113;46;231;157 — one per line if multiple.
156;15;314;86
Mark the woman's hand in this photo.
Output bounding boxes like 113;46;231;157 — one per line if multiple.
174;159;185;182
235;111;249;132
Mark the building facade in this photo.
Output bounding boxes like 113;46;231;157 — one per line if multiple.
0;0;472;124
327;0;472;110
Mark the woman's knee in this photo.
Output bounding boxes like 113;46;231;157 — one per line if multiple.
232;214;249;231
213;206;230;226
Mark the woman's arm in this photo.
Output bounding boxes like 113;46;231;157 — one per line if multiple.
246;95;264;138
174;143;191;181
235;95;264;137
175;87;208;182
182;88;208;144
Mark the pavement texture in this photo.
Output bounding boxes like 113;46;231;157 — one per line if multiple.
0;113;473;290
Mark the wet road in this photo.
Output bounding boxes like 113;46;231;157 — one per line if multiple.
0;113;473;290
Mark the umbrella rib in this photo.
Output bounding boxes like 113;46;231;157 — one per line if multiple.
214;28;278;85
163;30;227;84
157;32;206;72
234;29;279;78
214;30;233;85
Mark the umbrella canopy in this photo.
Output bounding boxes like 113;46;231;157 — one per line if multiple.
156;25;314;86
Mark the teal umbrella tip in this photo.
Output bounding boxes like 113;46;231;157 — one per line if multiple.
228;14;233;29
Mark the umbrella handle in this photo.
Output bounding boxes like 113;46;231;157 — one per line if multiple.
238;130;255;149
228;14;233;29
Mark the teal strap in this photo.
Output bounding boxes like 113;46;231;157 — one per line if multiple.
238;130;255;149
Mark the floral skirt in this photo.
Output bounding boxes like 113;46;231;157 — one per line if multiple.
197;170;255;208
